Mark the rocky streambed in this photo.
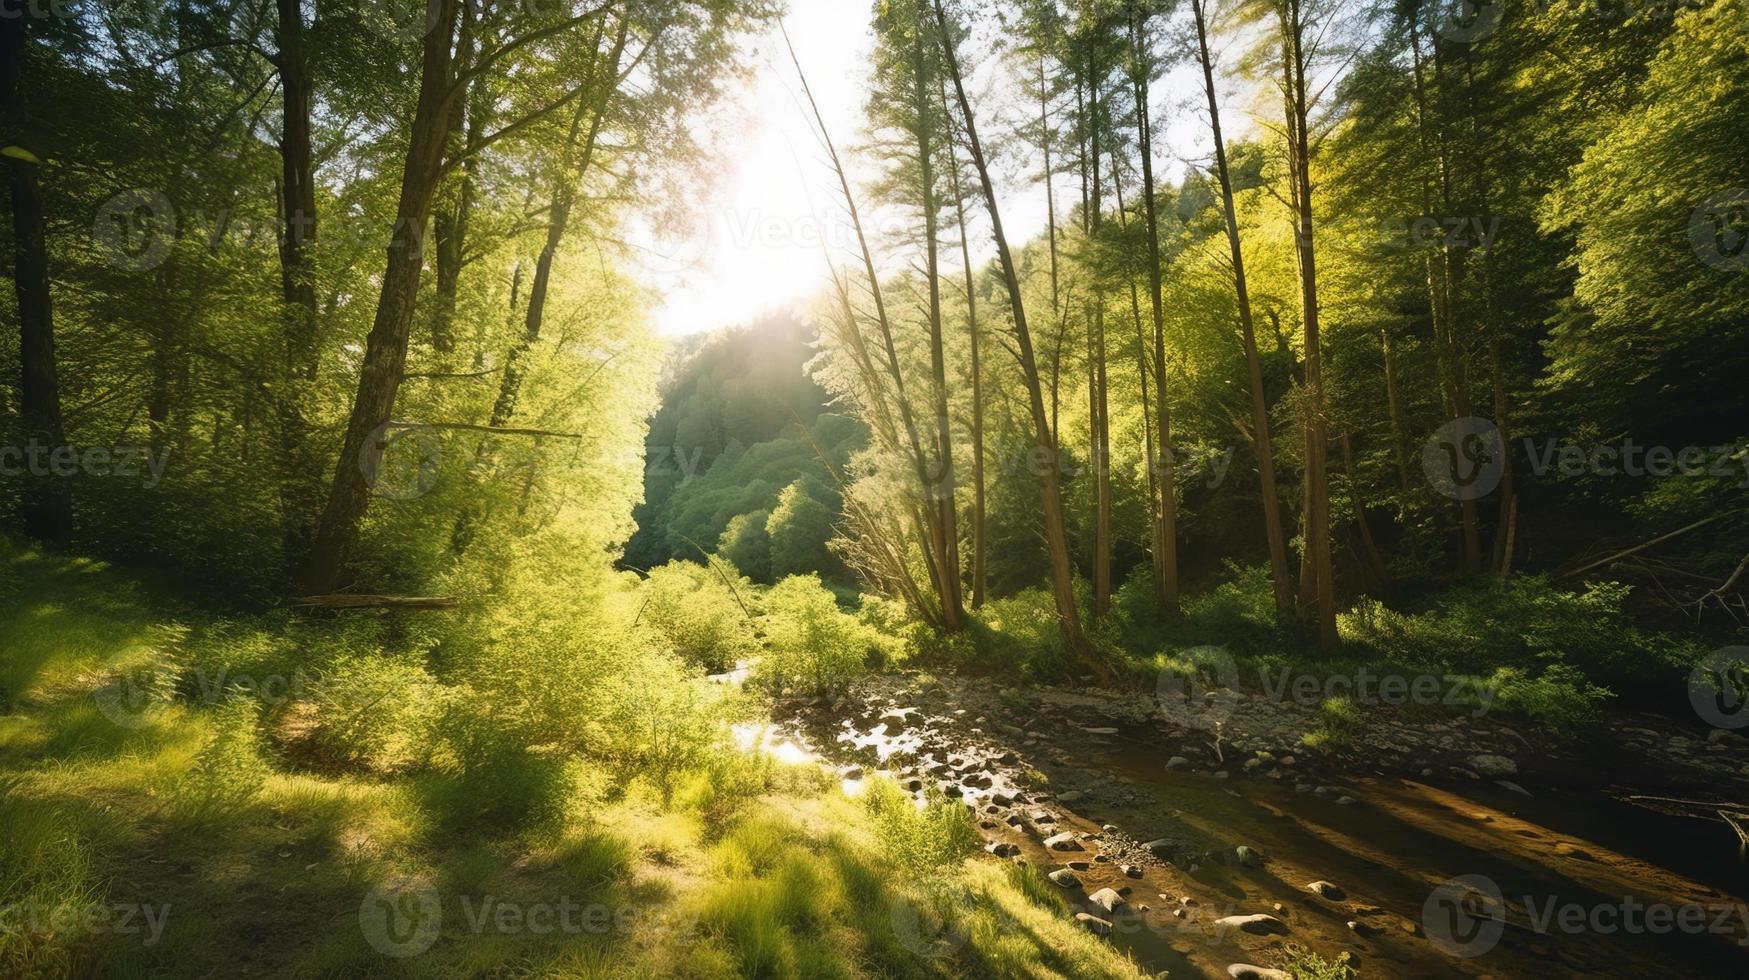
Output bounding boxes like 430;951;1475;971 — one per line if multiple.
757;674;1749;979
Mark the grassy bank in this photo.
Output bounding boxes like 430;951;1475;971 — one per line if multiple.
0;542;1151;979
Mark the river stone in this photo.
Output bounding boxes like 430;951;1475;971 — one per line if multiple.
1084;727;1120;736
1228;965;1291;980
1049;868;1081;888
1076;912;1113;936
1122;864;1143;878
1044;831;1082;851
1216;914;1289;936
1166;756;1192;770
1555;842;1595;861
1235;845;1265;868
1088;887;1126;914
986;842;1019;857
1468;753;1518;777
1057;790;1084;803
1142;838;1176;858
1306;880;1346;900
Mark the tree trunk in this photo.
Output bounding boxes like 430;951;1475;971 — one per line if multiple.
3;7;71;544
1132;12;1177;612
1281;0;1337;648
301;0;463;594
1086;62;1113;618
942;88;986;609
934;0;1105;680
1192;0;1291;616
915;21;964;629
274;0;321;567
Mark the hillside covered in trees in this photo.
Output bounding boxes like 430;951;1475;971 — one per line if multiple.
2;1;1747;978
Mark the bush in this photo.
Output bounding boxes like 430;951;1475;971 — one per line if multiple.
416;703;574;838
164;697;267;828
970;587;1075;683
296;657;447;774
1473;664;1610;737
641;561;761;674
862;779;979;879
591;653;736;804
1343;576;1702;705
719;510;772;583
757;575;873;693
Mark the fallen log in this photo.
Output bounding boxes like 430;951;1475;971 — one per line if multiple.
293;595;461;610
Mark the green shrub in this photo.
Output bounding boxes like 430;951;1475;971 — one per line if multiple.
757;575;872;693
297;657;446;774
1300;695;1365;752
591;653;735;804
1473;664;1610;737
163;697;268;828
719;510;773;583
0;783;98;976
1344;576;1700;702
641;561;760;674
970;587;1074;683
862;779;979;879
416;704;574;838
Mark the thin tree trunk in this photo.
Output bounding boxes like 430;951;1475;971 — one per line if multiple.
451;15;622;555
1280;0;1337;648
1192;0;1291;615
302;0;463;594
934;0;1105;680
274;0;321;567
942;84;986;609
915;19;964;629
1086;60;1113;617
1131;11;1177;612
3;7;71;544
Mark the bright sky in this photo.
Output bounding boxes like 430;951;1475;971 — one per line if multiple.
644;0;1257;337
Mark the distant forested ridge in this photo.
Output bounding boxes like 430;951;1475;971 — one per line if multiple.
624;313;865;584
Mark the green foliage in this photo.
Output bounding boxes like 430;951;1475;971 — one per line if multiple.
163;697;267;829
1344;576;1703;704
415;703;574;839
1474;664;1611;737
862;779;980;880
0;783;97;976
641;560;760;674
1301;696;1365;753
590;653;737;805
757;575;874;693
768;479;845;580
1278;944;1358;980
719;508;773;582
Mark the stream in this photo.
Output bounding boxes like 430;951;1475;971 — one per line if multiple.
748;673;1749;979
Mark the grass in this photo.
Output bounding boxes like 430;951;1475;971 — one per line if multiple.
0;540;1154;978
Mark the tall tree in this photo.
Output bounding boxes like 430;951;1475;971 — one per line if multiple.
934;0;1106;678
2;2;71;544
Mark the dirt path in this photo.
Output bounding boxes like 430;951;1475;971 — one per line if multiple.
764;674;1749;979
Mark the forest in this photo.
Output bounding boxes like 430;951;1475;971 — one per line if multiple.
2;0;1747;977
